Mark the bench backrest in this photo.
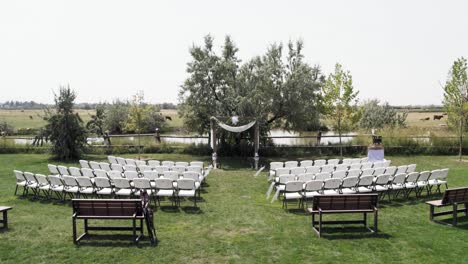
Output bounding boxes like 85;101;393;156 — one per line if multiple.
441;187;468;204
72;199;143;217
312;194;378;211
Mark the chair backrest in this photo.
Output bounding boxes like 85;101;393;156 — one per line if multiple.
154;166;169;175
429;169;440;180
72;199;143;218
406;164;417;173
347;169;361;178
148;160;160;168
320;164;334;173
108;170;123;179
113;178;132;189
187;166;202;174
278;174;296;184
14;170;26;181
327;159;340;166
405;172;420;183
125;159;137;166
305;166;321;175
383;160;391;167
341;176;359;188
48;175;63;186
75;176;93;188
35;174;49;186
94;177;111;188
154;178;174;189
323;178;342;189
441;187;468;204
360;157;369;163
135;160;146;166
89;161;101;170
182;171;201;182
270;162;283;170
48;164;59;175
314;172;331;180
312;194;378;211
335;164;349;172
163;171;179;181
290;167;305;176
24;172;37;183
360;162;373;170
384;166;397;176
361;168;374;177
116;157;126;165
351;158;362;164
81;168;95;178
285;181;304;192
314;159;326;167
417;171;431;182
373;161;385;168
395;165;408;175
374;174;390;185
99;162;112;172
69;167;82;177
177;179;196;190
284;161;298;168
124;171;139;180
110;163;124;172
358;175;374;187
133;178;152;189
275;168;290;177
297;173;315;182
341;158;352;165
175;161;189;167
142;170;159;181
190;161;204;167
161;161;175;168
392;173;407;185
172;165;187;174
304;180;323;192
332;170;347;179
79;160;90;169
349;163;362;170
107;156;117;164
62;175;78;187
300;160;313;167
94;169;108;178
439;168;449;180
373;167;386;176
57;166;69;176
138;165;152;172
124;165;137;172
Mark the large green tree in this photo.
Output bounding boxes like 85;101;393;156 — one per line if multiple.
443;57;468;161
179;35;323;150
321;63;360;157
46;86;87;160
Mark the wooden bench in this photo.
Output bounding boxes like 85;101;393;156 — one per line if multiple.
307;194;379;237
426;187;468;226
0;206;13;229
72;199;156;244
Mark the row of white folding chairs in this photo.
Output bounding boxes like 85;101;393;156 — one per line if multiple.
50;163;206;177
271;168;449;204
270;160;392;175
270;163;410;182
106;156;204;168
13;170;200;204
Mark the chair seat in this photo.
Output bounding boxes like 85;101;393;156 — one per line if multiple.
357;187;373;193
405;183;417;189
437;180;447;184
51;186;64;192
284;192;302;199
375;185;388;192
79;187;94;194
417;182;428;187
115;189;133;196
391;184;404;190
341;188;356;194
178;190;196;197
96;188;113;195
156;189;174;196
275;185;285;191
39;185;50;190
64;186;80;193
303;191;321;198
134;189;153;196
323;190;340;195
27;183;39;188
16;181;27;187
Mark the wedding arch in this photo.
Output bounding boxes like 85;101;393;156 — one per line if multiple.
210;116;260;169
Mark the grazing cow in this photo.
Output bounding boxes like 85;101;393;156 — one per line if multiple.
420;117;430;121
433;115;444;120
165;116;172;121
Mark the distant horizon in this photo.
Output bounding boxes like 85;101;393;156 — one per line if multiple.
1;0;467;105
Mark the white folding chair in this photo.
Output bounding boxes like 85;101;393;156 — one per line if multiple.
340;177;359;194
297;173;314;183
57;165;69;176
390;173;407;198
373;174;391;200
327;159;340;166
62;175;80;200
416;171;431;196
373;167;386;176
162;161;175;168
13;170;28;196
79;160;90;169
154;178;176;207
81;168;95;178
108;170;124;180
302;180;323;206
94;169;108;179
384;166;397;176
116;157;126;165
124;164;138;172
35;174;51;198
284;161;299;168
347;169;361;178
361;168;374;177
75;176;95;197
176;179;199;207
406;164;417;173
148;160;161;168
135;160;146;167
360;162;373;170
300;160;313;167
125;159;137;166
290;167;305;176
404;172;420;198
314;172;331;181
113;178;134;197
332;170;346;179
320;164;334;173
335;164;349;172
305;166;321;175
356;175;374;193
313;159;326;167
107;156;118;164
99;162;112;172
94;177;114;197
111;163;124;173
48;175;65;199
282;181;304;209
395;165;408;175
172;165;187;175
349;163;362;170
89;161;101;170
154;166;169;176
124;171;140;181
69;167;82;177
322;178;341;195
48;164;59;175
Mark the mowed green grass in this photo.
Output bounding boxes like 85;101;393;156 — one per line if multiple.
0;154;467;264
0;109;95;130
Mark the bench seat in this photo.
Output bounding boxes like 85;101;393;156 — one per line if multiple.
426;187;468;226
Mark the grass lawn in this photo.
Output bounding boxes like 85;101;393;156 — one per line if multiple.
0;154;467;263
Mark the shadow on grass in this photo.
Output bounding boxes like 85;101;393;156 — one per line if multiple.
74;234;156;247
432;216;468;229
318;226;392;240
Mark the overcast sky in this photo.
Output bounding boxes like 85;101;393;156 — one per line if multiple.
1;0;467;105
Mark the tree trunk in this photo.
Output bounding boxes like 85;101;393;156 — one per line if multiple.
460;118;463;161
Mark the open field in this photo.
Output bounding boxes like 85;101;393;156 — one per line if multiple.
0;154;467;263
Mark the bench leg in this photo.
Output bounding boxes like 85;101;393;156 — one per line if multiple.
429;205;434;221
2;211;7;229
374;210;378;233
453;203;458;226
363;212;367;228
72;217;77;244
318;212;322;238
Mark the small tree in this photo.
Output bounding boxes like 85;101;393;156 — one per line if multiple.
126;91;145;160
443;57;468;161
359;99;408;131
321;63;360;156
86;105;111;146
46;86;87;160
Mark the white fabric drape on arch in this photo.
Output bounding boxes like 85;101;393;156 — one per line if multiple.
210;117;256;148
